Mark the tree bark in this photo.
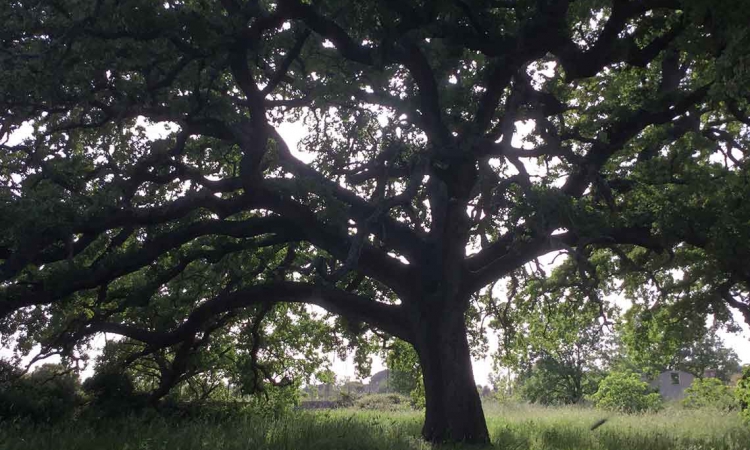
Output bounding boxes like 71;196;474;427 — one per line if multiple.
411;302;490;444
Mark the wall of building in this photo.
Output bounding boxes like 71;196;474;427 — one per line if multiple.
650;370;695;400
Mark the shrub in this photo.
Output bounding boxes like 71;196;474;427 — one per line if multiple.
354;393;412;411
385;339;425;408
682;378;737;410
409;376;426;409
84;369;136;400
0;363;84;423
243;383;301;419
82;369;147;417
737;366;750;423
337;392;356;408
590;371;663;413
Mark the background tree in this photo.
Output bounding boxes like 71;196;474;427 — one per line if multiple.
494;257;617;405
675;335;742;382
621;307;742;380
2;0;750;443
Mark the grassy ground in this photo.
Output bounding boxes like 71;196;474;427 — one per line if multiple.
483;402;750;450
1;402;748;450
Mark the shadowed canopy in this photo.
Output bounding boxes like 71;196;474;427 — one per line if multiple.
2;0;750;443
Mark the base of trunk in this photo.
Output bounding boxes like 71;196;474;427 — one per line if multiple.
422;411;489;445
414;307;490;444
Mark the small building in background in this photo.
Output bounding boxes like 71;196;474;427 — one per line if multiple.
650;370;695;400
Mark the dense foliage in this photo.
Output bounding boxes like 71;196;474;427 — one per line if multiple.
385;339;425;408
0;363;84;423
353;393;413;411
621;312;743;379
590;371;662;413
738;366;750;423
2;0;750;443
496;259;616;404
682;377;737;411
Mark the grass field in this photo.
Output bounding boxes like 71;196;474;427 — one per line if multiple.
1;402;748;450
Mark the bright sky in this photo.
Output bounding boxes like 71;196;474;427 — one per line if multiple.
333;324;750;387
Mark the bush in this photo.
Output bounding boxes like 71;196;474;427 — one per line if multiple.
337;392;356;408
590;371;663;413
242;383;301;419
682;378;737;411
0;363;84;423
385;339;425;408
737;366;750;423
83;370;135;399
409;376;426;409
354;393;412;411
82;369;147;417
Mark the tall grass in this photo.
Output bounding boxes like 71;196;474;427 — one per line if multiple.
1;402;747;450
484;402;750;450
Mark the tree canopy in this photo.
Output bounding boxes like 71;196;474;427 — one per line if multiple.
2;0;750;444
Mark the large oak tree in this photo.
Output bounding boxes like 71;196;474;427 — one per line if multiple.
2;0;750;443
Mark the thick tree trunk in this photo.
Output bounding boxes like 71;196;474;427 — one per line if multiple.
412;304;490;444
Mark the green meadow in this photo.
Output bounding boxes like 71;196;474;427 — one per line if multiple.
1;402;747;450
